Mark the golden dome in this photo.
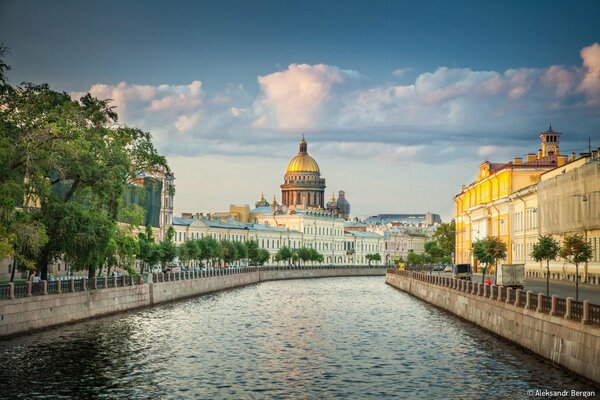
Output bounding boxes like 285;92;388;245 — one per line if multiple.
286;137;320;173
287;153;320;173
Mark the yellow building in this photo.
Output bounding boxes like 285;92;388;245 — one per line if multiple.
454;126;569;271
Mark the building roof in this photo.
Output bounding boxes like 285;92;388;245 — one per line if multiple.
173;217;248;230
345;231;383;239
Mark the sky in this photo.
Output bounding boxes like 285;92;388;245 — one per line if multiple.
1;0;599;221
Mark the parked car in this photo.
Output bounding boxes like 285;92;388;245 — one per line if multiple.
443;266;453;273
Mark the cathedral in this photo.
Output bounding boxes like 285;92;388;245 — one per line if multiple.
255;137;351;220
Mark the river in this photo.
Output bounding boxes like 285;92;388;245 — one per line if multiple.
0;276;597;399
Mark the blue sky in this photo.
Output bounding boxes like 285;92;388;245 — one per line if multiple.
1;0;599;220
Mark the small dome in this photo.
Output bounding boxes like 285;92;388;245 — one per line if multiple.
286;136;320;173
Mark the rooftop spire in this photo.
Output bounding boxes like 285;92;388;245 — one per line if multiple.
299;135;307;153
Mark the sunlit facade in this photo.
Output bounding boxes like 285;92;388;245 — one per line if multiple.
454;127;570;270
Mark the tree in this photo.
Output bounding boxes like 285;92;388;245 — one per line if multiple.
110;226;140;276
473;236;507;284
365;253;381;266
307;248;323;265
255;249;270;266
531;235;560;296
245;240;260;266
137;226;160;274
275;246;293;266
177;242;190;267
296;247;312;266
7;211;48;282
0;52;170;280
158;226;177;269
200;236;221;267
559;234;592;301
473;239;494;284
433;219;456;259
234;241;248;266
219;240;239;266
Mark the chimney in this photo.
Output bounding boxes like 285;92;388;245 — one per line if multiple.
557;155;568;166
537;149;543;159
513;157;523;165
526;153;536;163
571;152;576;161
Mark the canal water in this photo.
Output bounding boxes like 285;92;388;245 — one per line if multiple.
0;277;597;399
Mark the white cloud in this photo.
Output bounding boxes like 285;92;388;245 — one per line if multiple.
578;42;600;106
392;67;411;77
253;63;360;130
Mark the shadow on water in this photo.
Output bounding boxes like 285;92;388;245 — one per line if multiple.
0;277;597;399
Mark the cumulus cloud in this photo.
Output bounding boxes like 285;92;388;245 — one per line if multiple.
72;43;600;164
578;43;600;106
253;63;360;130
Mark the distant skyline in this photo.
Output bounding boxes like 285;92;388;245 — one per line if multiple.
2;0;599;221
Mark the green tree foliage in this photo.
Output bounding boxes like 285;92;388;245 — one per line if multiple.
307;247;323;264
296;247;312;266
473;236;507;284
0;50;170;279
137;226;160;274
219;240;239;265
424;241;445;265
275;246;293;266
256;248;271;266
158;226;177;269
235;241;248;265
8;211;48;281
200;236;221;266
432;219;456;258
407;250;427;270
559;234;592;301
531;235;560;296
365;253;381;266
245;240;260;266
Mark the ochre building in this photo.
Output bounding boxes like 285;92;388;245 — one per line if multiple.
454;126;572;271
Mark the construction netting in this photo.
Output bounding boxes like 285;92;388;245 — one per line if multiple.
538;159;600;235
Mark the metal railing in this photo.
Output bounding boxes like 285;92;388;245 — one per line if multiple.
1;265;385;302
571;301;583;320
386;269;599;325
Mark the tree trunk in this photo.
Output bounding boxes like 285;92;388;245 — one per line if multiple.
494;260;498;284
575;263;579;302
37;247;49;281
88;265;95;279
9;259;17;282
546;259;550;297
481;266;486;285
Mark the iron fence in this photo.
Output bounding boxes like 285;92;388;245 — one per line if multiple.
571;301;583;320
541;295;552;313
589;303;600;325
556;298;566;316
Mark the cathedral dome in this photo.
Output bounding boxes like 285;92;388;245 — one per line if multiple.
286;137;320;173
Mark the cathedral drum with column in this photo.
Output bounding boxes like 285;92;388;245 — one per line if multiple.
281;137;326;209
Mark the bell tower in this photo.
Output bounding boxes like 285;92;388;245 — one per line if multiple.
539;125;560;157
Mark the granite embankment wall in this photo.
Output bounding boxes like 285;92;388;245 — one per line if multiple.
385;272;600;384
0;267;385;338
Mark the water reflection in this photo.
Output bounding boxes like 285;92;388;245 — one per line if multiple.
0;277;597;399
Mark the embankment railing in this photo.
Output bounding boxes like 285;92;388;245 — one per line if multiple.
0;265;385;301
386;269;599;326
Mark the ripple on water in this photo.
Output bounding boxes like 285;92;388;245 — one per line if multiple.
0;277;597;399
